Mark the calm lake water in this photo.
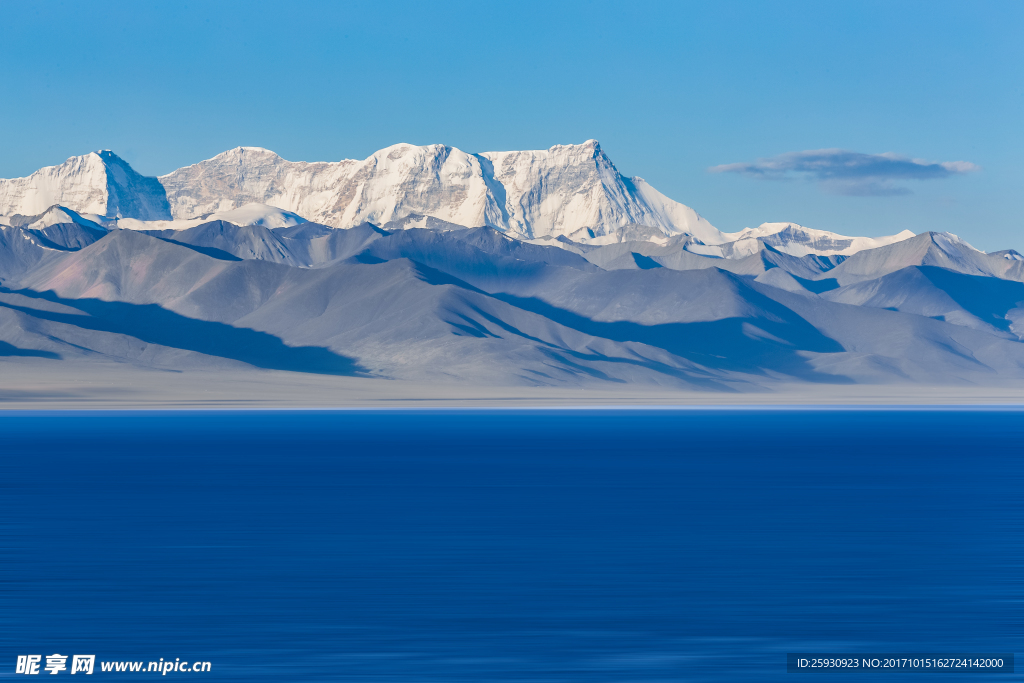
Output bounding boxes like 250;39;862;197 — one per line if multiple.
1;409;1020;681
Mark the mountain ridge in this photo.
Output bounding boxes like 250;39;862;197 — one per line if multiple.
3;213;1024;388
0;151;171;221
3;144;1022;391
0;144;914;255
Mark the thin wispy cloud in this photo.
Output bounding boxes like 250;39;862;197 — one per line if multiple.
709;149;979;196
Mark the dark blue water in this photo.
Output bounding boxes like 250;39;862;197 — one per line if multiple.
1;410;1020;681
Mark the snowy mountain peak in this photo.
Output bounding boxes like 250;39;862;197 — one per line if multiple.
176;146;286;170
0;144;941;257
716;222;915;257
931;230;981;254
0;143;720;243
0;204;107;231
155;141;723;243
546;139;601;155
222;146;280;156
0;151;171;221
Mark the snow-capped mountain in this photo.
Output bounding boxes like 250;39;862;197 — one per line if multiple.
0;143;911;256
116;203;308;231
0;151;171;221
718;222;916;258
0;205;107;232
158;141;723;243
0;142;722;244
5;143;1024;391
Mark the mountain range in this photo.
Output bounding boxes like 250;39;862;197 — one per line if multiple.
1;143;1022;391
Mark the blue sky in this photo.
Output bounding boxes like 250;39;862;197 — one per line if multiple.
0;0;1020;249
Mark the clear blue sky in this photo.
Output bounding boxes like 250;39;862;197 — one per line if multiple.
0;0;1020;249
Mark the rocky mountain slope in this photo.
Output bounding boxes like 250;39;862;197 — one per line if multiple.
1;212;1023;389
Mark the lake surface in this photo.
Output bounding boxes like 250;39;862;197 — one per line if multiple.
1;409;1020;681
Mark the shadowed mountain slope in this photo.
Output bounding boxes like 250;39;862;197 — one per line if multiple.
823;232;1023;285
5;145;1022;390
5;225;1024;388
823;266;1024;338
0;286;363;375
10;230;816;385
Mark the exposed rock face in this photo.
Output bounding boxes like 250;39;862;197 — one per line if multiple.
157;141;723;243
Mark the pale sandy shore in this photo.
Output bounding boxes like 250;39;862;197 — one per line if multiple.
2;359;1024;409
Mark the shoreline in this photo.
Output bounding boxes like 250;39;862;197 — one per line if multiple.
3;360;1024;409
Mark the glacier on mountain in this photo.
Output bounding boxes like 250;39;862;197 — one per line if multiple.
0;142;920;259
0;151;171;221
721;222;917;257
157;141;723;243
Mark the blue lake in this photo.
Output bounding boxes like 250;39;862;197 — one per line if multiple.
1;409;1020;680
